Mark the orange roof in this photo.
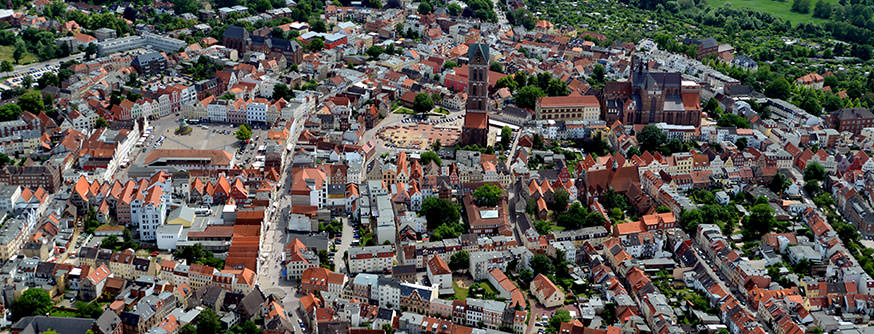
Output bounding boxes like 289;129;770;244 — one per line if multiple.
538;95;599;108
531;274;559;298
427;255;451;275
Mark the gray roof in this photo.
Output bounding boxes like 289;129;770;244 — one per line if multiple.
134;52;166;65
95;310;122;334
223;25;248;40
12;316;95;334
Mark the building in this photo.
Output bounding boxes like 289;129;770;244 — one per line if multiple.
462;194;512;236
144;149;235;169
530;274;564;307
223;25;249;53
300;267;347;295
425;255;453;295
603;58;701;126
461;43;489;147
0;165;62;192
81;264;112;301
132;52;168;76
95;32;186;56
284;238;319;279
829;108;874;136
348;245;394;274
535;95;601;121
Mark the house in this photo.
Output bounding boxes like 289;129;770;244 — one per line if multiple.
81;264;112;301
530;274;564;307
425;255;453;295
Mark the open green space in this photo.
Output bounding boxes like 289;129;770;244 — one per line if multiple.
453;280;469;300
393;106;416;114
0;45;37;66
707;0;830;24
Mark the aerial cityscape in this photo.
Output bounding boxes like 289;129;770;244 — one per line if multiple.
0;0;872;333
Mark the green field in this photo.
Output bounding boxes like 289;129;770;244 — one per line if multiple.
707;0;831;24
0;45;37;66
453;280;469;300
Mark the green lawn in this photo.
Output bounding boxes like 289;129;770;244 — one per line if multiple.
392;106;416;115
0;45;37;66
49;308;78;317
707;0;831;24
453;280;469;300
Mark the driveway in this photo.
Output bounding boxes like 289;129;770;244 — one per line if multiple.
333;217;355;274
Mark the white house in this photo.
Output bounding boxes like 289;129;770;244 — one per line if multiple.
426;255;453;295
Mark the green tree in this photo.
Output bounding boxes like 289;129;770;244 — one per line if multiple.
0;60;12;73
765;78;791;99
448;3;462;16
769;173;790;195
500;126;513;148
791;0;811;13
413;93;434;114
535;220;552;235
37;72;58;89
366;45;384;59
101;235;119;249
417;1;432;14
273;83;293;101
179;324;197;334
636;125;666;152
11;289;52;322
419;151;441;166
473;184;502;207
85;43;98;60
13;39;26;64
799;94;822;116
95;117;108;128
530;254;553;276
226;320;261;334
591;63;606;87
449;250;469;271
307;38;325;52
804;162;826;181
235;124;252;141
197;309;222;334
420;197;460;229
75;301;104;318
745;203;776;239
549;310;572;331
0;103;23;121
551;189;569;213
18;89;44;113
489;62;503;73
495;76;517;91
735;137;748;151
514;85;544;109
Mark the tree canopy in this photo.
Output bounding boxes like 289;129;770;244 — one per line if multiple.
11;289;52;322
636;125;666;152
473;184;502;207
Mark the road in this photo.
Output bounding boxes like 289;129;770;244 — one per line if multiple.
333;216;357;274
247;101;309;333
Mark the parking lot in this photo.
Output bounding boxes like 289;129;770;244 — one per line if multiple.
126;116;271;173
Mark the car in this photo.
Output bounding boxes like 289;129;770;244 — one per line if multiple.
151;251;160;256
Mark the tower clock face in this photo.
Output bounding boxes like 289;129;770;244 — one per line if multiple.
475;56;483;62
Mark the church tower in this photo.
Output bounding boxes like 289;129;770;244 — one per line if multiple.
461;43;490;147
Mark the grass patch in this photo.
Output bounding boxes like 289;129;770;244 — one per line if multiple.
453;280;469;300
392;106;416;115
707;0;831;25
434;107;450;115
551;225;566;231
0;45;38;66
49;308;79;317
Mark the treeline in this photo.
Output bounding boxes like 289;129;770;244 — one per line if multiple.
620;0;874;59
